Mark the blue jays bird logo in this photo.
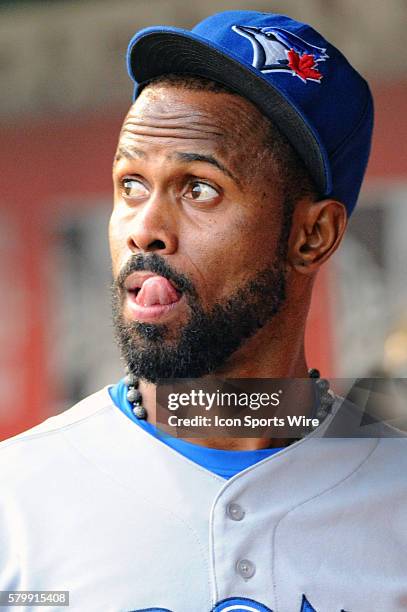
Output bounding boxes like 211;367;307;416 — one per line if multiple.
212;596;348;612
232;25;329;83
212;597;272;611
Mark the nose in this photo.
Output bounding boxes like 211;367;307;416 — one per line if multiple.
126;194;178;255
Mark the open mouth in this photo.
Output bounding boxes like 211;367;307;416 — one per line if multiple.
124;272;183;321
126;274;182;306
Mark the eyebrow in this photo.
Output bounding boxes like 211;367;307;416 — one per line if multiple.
174;152;240;185
114;146;146;162
114;146;240;186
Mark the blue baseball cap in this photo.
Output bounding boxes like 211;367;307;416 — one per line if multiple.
127;10;374;215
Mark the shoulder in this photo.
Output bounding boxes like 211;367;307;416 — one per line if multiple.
323;393;407;439
0;386;114;479
316;393;407;481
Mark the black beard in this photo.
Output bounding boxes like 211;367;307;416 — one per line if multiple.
111;203;292;383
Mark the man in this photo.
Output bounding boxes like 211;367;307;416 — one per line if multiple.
1;10;406;612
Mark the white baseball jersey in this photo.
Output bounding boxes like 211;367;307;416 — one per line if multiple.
1;386;407;612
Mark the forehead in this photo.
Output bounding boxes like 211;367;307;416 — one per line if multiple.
124;84;267;131
117;85;271;161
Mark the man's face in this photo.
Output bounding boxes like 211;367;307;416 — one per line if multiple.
110;85;290;382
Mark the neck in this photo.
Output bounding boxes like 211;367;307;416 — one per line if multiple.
215;281;312;379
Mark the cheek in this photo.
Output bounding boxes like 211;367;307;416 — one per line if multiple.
185;208;281;304
249;203;283;254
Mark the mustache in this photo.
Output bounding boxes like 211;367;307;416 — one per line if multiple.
114;253;196;296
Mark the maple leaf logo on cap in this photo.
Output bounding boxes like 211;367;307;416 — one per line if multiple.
287;49;323;82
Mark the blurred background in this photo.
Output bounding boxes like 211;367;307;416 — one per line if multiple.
0;0;406;440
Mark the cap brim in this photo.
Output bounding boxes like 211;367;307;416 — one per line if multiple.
128;28;331;196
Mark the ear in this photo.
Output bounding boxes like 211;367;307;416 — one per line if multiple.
287;198;348;274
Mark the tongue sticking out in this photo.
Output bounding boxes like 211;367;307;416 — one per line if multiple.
135;276;180;307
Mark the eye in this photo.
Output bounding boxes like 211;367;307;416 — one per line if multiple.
183;181;219;202
121;177;149;199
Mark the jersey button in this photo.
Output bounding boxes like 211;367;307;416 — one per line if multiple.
236;558;256;580
226;502;245;521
